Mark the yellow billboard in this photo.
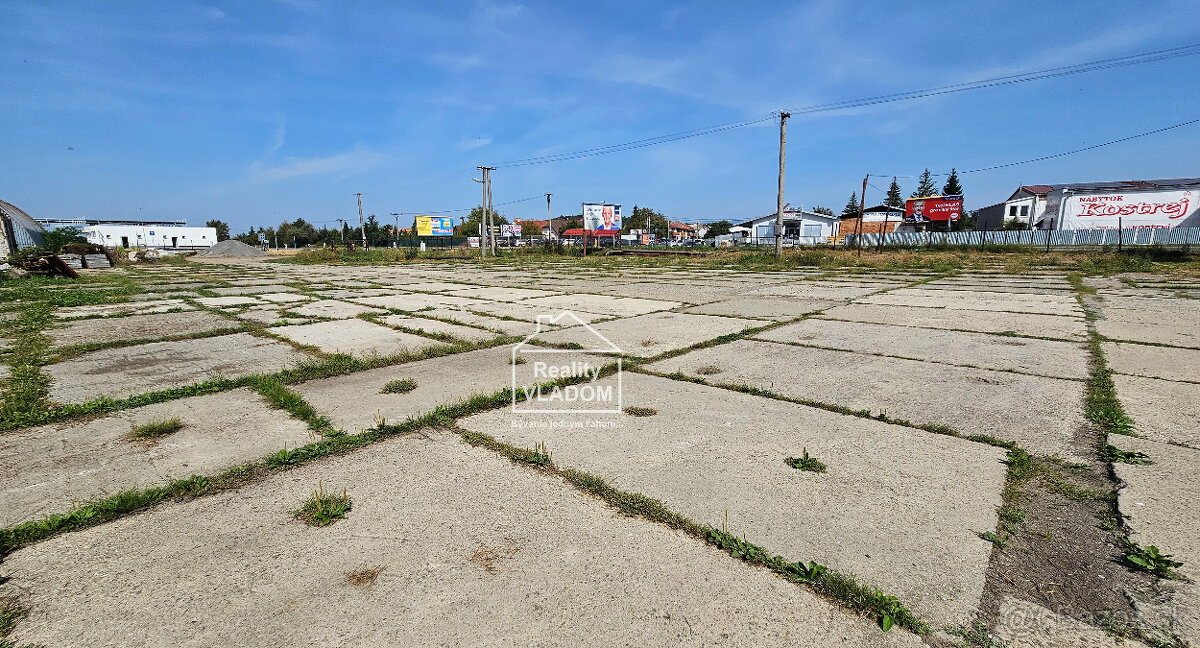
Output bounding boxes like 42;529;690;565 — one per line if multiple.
416;216;455;236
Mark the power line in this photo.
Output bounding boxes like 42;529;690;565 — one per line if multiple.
490;42;1200;169
875;116;1200;178
785;43;1200;116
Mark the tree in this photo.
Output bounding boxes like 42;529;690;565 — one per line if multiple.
886;177;903;207
841;192;860;218
706;220;733;237
942;168;963;196
812;206;835;217
911;169;938;198
41;226;87;252
622;206;669;237
205;220;230;241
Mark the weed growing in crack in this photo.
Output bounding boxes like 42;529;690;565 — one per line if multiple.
786;448;827;473
1122;539;1184;579
523;441;552;467
293;482;351;527
127;417;184;442
1099;444;1152;465
978;530;1010;549
380;378;418;394
623;406;657;417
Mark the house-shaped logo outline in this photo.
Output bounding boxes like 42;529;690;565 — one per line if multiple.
511;310;623;414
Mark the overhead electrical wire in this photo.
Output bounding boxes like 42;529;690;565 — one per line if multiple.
491;42;1200;169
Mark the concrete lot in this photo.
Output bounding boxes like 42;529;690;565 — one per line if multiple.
2;258;1197;646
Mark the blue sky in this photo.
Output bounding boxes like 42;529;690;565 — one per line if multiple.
4;0;1199;232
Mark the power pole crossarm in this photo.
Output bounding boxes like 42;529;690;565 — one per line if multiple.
775;111;790;260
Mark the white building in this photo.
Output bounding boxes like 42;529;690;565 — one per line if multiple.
736;207;840;244
991;178;1200;230
83;224;218;249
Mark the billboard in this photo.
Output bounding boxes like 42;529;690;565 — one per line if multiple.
415;216;455;236
905;195;962;222
1059;189;1198;230
500;224;517;237
582;203;622;231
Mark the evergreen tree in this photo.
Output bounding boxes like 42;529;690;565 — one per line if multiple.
841;192;860;218
911;169;938;198
942;168;963;196
812;206;834;217
887;177;903;207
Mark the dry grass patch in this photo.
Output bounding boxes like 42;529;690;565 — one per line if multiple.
624;406;657;417
344;565;388;587
468;538;519;574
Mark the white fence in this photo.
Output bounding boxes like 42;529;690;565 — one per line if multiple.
844;228;1200;249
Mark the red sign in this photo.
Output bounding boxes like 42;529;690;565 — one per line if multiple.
905;195;963;222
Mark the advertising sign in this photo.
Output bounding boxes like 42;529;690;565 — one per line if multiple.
1059;189;1198;230
582;203;622;231
415;216;455;236
500;224;517;237
905;195;962;222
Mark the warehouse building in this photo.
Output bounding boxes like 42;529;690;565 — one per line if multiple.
0;199;46;256
83;223;218;249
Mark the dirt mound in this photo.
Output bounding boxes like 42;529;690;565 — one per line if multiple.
198;240;268;258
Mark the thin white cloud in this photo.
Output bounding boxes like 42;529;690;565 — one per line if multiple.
459;137;493;150
249;150;386;182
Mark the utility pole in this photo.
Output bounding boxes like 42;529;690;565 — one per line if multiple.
775;111;790;260
856;175;868;258
391;212;400;248
545;193;552;243
335;218;345;243
355;193;366;249
476;168;489;257
486;168;496;255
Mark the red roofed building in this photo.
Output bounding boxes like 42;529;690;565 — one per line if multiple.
668;221;696;241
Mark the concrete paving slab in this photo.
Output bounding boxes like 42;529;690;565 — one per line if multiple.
861;289;1082;317
380;314;499;342
1113;374;1200;449
745;283;885;300
0;389;313;527
256;292;314;304
234;309;310;326
1112;436;1200;647
818;303;1088;340
754;318;1089;379
1094;298;1200;348
0;431;918;648
294;346;601;433
272;319;444;358
286;299;386;319
412;307;540;336
522;293;681;318
468;300;607;324
645;339;1089;460
196;296;262;307
994;596;1151;648
53;299;195;319
460;373;1006;628
44;333;309;403
353;293;488;312
1104;342;1200;383
48;311;238;347
683;297;841;320
209;284;298;296
535;312;760;357
438;286;560;301
312;288;393;300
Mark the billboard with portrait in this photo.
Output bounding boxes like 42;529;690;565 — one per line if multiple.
416;216;455;236
582;203;622;231
904;195;962;223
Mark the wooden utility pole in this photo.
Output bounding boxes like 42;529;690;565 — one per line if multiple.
545;193;552;242
486;168;496;255
476;168;488;257
774;111;790;260
355;193;366;248
855;175;868;258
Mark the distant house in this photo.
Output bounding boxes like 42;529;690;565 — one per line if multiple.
668;221;696;240
838;204;905;239
559;228;620;243
736;207;840;243
0;199;46;256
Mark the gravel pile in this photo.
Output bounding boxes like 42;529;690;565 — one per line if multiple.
198;240;269;258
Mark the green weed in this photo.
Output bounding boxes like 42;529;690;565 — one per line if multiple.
293;482;351;527
786;448;827;473
1099;444;1152;465
127;417;184;441
1122;539;1183;579
380;378;418;394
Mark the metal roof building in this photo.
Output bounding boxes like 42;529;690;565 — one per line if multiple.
0;200;46;257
